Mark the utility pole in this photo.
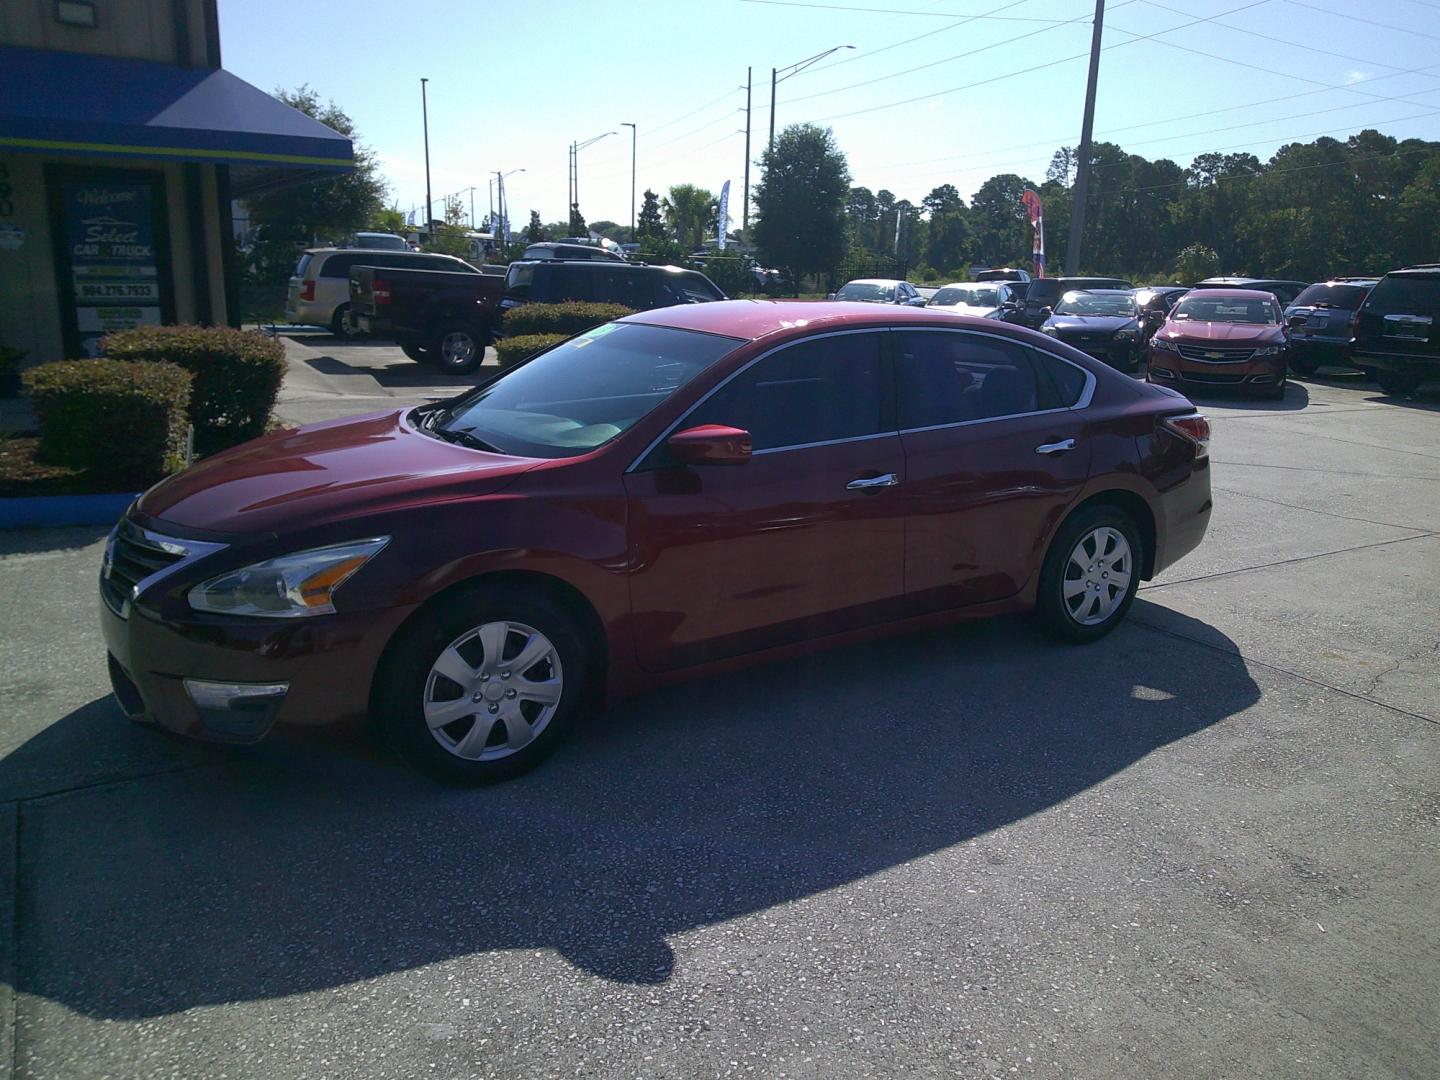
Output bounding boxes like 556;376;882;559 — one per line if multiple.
468;186;475;230
770;46;853;157
622;122;637;239
420;78;432;243
743;67;752;232
1065;0;1104;276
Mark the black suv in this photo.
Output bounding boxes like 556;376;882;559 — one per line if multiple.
500;260;726;325
1019;276;1133;329
1282;278;1377;375
1351;266;1438;396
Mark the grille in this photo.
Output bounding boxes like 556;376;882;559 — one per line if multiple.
1179;371;1245;384
1176;343;1255;363
102;524;186;614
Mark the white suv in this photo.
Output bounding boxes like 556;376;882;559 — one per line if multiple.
286;248;479;334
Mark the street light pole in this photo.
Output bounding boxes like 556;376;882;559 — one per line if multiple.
743;68;752;233
570;130;616;233
1065;0;1105;276
420;78;432;243
621;122;637;239
768;46;853;156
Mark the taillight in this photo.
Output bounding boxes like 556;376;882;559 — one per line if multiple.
299;279;315;301
1162;413;1211;458
372;280;391;306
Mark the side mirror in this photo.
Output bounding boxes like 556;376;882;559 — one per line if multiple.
1287;314;1306;328
1040;306;1053;318
1144;309;1165;326
906;296;927;307
826;292;837;301
666;424;752;466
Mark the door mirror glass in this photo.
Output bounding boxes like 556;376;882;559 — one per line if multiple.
666;424;752;466
906;296;928;307
1286;313;1307;328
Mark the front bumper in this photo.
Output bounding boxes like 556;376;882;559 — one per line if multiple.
101;596;410;743
1147;348;1287;394
1052;334;1137;371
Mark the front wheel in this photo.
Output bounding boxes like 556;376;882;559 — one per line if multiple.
373;587;590;784
431;323;486;375
1288;355;1319;376
1375;369;1422;396
1036;506;1143;643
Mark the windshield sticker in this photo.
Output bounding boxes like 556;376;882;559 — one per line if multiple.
572;322;620;349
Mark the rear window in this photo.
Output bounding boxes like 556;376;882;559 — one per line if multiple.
1365;274;1440;315
1292;283;1370;309
318;254;355;278
294;253;313;278
836;282;896;302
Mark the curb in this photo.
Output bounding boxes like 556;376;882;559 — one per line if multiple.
0;802;16;1080
0;493;135;530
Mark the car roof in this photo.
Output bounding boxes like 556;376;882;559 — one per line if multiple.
842;278;905;286
1060;288;1132;296
307;247;450;257
1196;276;1305;286
621;299;1036;342
1179;288;1279;299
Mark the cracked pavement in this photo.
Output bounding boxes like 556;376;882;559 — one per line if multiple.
1;351;1437;1079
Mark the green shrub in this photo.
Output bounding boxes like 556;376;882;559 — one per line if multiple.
697;257;753;297
501;302;633;338
24;360;192;487
495;334;567;368
101;325;286;455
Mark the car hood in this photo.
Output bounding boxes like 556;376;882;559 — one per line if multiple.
1046;315;1135;333
1158;321;1284;343
137;410;542;536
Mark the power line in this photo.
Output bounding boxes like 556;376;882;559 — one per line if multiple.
646;85;746;136
1281;0;1440;41
782;0;1135;106
805;0;1273;123
737;0;1088;20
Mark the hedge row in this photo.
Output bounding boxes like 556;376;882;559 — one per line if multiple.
501;302;633;337
24;360;192;487
495;334;567;368
101;325;286;455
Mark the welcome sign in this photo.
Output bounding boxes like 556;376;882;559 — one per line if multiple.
62;180;164;356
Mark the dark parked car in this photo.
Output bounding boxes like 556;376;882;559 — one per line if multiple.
1134;286;1189;343
829;279;924;305
974;267;1031;283
350;265;505;374
1350;266;1439;395
286;248;478;335
1148;288;1290;399
499;261;726;325
1282;278;1377;375
100;301;1212;783
1191;277;1308;306
1019;276;1133;329
1041;290;1144;372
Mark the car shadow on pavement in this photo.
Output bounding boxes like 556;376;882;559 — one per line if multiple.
5;606;1260;1018
303;352;490;389
1180;381;1310;412
0;524;111;558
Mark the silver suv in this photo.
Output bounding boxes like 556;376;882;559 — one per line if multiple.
286;248;479;334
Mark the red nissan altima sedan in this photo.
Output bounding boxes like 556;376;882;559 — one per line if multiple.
100;301;1212;782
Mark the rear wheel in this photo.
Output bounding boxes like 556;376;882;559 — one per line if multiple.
329;303;351;337
1375;369;1422;396
1036;505;1143;643
431;323;485;375
374;586;590;784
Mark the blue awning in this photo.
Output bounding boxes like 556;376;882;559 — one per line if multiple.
0;45;353;194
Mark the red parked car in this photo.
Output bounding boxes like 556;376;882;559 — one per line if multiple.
100;302;1213;783
1147;288;1291;399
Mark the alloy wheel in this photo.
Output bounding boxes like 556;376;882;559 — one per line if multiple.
440;331;476;368
422;620;564;760
1062;526;1133;626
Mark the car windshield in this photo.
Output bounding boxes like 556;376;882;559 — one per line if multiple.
1173;297;1278;324
1293;282;1370;309
1053;292;1137;317
435;323;741;458
931;286;1000;307
836;282;894;301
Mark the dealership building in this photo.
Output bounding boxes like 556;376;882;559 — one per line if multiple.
0;0;352;364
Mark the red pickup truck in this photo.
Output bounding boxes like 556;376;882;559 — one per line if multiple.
350;264;505;374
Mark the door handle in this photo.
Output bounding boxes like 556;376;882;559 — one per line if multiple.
1035;438;1077;455
846;472;900;491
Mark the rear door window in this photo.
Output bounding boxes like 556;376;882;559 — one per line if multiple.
547;265;594;302
893;331;1044;428
318;254;355;278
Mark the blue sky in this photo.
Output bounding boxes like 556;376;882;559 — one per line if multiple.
218;0;1440;229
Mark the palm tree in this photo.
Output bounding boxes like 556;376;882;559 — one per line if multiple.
662;184;716;251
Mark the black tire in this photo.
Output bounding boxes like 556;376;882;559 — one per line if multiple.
1375;369;1422;396
329;303;351;337
430;322;486;375
373;585;591;784
1036;504;1143;644
1288;356;1319;376
400;341;432;364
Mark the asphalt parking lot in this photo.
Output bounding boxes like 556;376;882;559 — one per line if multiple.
1;337;1437;1079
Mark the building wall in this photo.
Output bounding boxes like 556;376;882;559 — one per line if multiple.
0;0;210;64
0;153;227;364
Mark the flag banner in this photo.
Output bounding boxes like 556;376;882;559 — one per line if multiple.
717;181;731;250
1021;188;1045;279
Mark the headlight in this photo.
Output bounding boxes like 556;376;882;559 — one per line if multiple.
1253;345;1284;357
189;538;389;618
1114;324;1139;340
1151;336;1178;352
